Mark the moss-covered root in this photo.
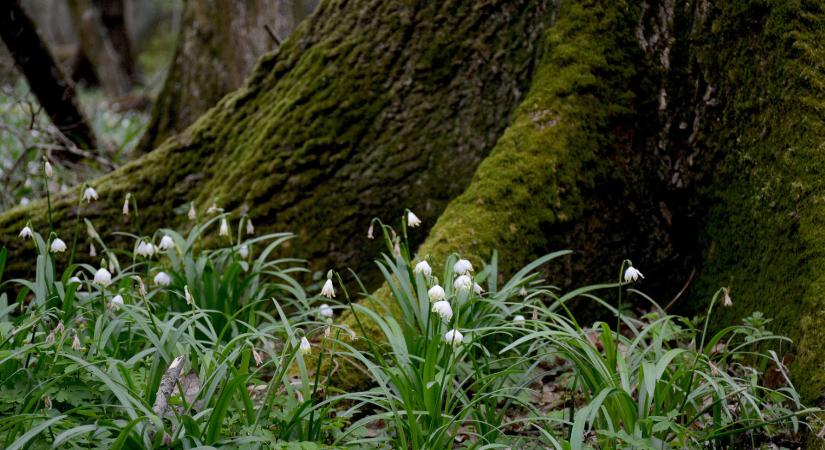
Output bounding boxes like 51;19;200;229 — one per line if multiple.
333;0;665;390
688;0;825;404
0;0;549;286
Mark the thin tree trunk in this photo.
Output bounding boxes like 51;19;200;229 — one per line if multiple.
66;0;132;97
0;0;98;156
96;0;137;84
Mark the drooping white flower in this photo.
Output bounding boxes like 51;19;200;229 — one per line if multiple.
431;300;453;321
299;337;311;355
188;203;196;220
82;186;98;202
428;285;445;302
324;326;331;338
86;222;98;239
367;223;374;240
184;285;193;304
55;320;64;334
89;243;96;257
20;197;30;206
154;271;171;286
723;290;733;307
45;330;55;345
239;244;249;258
473;283;484;295
444;329;463;346
18;226;33;239
246;218;254;235
321;279;336;298
453;259;473;275
133;276;146;296
218;217;229;236
319;303;334;318
158;235;175;250
50;238;67;253
518;286;528;297
252;348;263;366
68;276;81;285
122;194;130;215
513;315;526;323
207;202;219;214
44;160;53;177
407;211;421;228
623;265;644;283
72;334;82;351
94;268;112;286
454;275;473;291
136;241;155;258
110;294;124;308
414;260;432;277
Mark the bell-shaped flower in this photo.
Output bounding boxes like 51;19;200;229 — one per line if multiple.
319;303;334;318
428;285;445;302
219;218;229;236
122;194;130;215
723;290;733;307
454;275;473;291
184;285;193;304
431;300;453;321
110;294;124;309
136;241;155;258
414;260;432;277
94;268;112;286
444;329;463;346
246;218;254;235
321;279;335;298
68;276;81;285
72;334;82;351
154;271;171;286
252;348;264;366
623;265;644;283
453;259;473;275
407;210;421;228
50;238;67;253
300;337;311;355
82;186;98;203
188;203;196;220
158;235;174;250
44;160;53;177
239;244;249;258
513;315;526;323
18;225;33;239
473;283;484;295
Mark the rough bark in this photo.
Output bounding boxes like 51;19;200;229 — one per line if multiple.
0;0;98;155
0;0;549;291
134;0;306;153
66;0;132;97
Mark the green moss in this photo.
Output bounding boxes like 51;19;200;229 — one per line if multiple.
689;0;825;402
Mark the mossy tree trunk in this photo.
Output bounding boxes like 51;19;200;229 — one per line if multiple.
135;0;311;153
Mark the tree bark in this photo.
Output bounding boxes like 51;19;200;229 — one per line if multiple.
66;0;132;97
0;0;98;155
96;0;137;84
134;0;307;153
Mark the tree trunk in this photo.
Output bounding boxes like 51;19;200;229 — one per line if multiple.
0;0;549;289
66;0;132;97
96;0;137;84
134;0;307;153
0;0;98;156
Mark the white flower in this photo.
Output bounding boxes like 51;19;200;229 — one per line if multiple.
44;160;53;177
321;279;336;298
18;226;33;239
89;243;96;257
299;337;311;355
110;294;124;308
367;223;374;239
82;186;98;202
407;211;421;228
428;285;445;302
444;329;463;346
239;244;249;258
154;271;171;286
54;320;64;334
252;348;263;366
50;238;67;253
207;203;219;214
319;303;334;318
136;241;155;258
623;265;644;283
473;283;484;295
188;203;196;220
158;235;174;250
246;218;254;235
518;287;528;297
513;315;526;323
122;194;130;215
453;259;473;275
431;300;453;321
20;197;29;206
184;285;193;304
414;260;432;277
71;334;81;351
723;290;733;307
454;275;473;291
68;276;81;285
94;268;112;286
219;218;229;236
